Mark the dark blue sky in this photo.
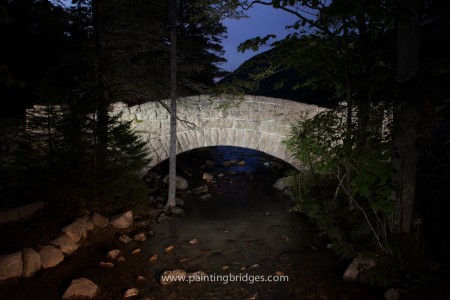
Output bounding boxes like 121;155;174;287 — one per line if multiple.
59;1;297;73
221;6;298;72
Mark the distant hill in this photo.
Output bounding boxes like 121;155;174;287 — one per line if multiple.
218;47;335;108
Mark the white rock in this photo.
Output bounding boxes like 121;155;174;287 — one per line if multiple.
50;235;79;254
160;269;187;285
107;249;122;260
0;251;23;280
119;235;132;244
343;255;376;282
123;288;139;298
62;278;100;299
202;172;214;181
133;233;146;242
110;211;133;229
99;261;114;268
39;245;64;269
131;248;141;255
163;175;189;190
199;194;212;202
92;212;109;228
22;247;41;277
272;176;293;192
77;215;94;231
61;221;85;243
222;160;233;167
187;271;208;280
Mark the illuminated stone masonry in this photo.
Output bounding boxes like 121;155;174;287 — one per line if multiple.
115;95;325;169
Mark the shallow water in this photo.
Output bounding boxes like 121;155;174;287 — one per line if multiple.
0;146;382;299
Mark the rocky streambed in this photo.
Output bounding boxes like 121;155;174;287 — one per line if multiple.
0;146;383;299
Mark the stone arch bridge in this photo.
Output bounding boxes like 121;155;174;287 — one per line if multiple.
115;95;325;169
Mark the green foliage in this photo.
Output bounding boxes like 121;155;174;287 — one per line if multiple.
290;172;357;258
87;168;149;214
285;107;346;172
93;0;228;103
3;103;151;214
108;112;151;172
366;234;431;288
191;0;245;22
237;34;277;53
286;104;395;253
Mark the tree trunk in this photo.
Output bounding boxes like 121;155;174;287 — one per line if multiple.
344;65;354;211
46;104;55;166
92;0;109;176
167;0;178;208
392;102;420;233
391;0;420;233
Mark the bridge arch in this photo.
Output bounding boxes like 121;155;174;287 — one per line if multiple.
115;95;325;169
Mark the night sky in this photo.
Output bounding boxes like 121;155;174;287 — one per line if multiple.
59;1;297;73
221;5;297;72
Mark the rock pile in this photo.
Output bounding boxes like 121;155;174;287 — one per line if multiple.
0;210;134;281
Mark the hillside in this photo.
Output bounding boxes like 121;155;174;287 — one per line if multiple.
218;47;335;107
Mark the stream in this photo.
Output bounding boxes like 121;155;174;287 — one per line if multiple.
0;146;382;299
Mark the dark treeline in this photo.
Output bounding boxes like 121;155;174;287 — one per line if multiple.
0;0;227;213
0;0;227;115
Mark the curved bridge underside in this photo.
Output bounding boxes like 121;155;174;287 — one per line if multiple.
116;95;324;169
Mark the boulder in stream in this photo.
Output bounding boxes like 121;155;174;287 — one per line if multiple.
106;249;122;260
39;245;64;269
202;172;214;181
163;175;188;190
123;288;139;298
171;207;185;217
192;185;208;195
22;247;41;277
92;212;109;228
133;233;146;242
110;211;133;229
61;220;85;243
62;278;100;299
119;235;132;244
223;159;239;167
343;255;376;282
50;235;79;255
272;176;293;192
99;261;114;268
160;269;187;285
199;194;212;202
0;251;23;280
